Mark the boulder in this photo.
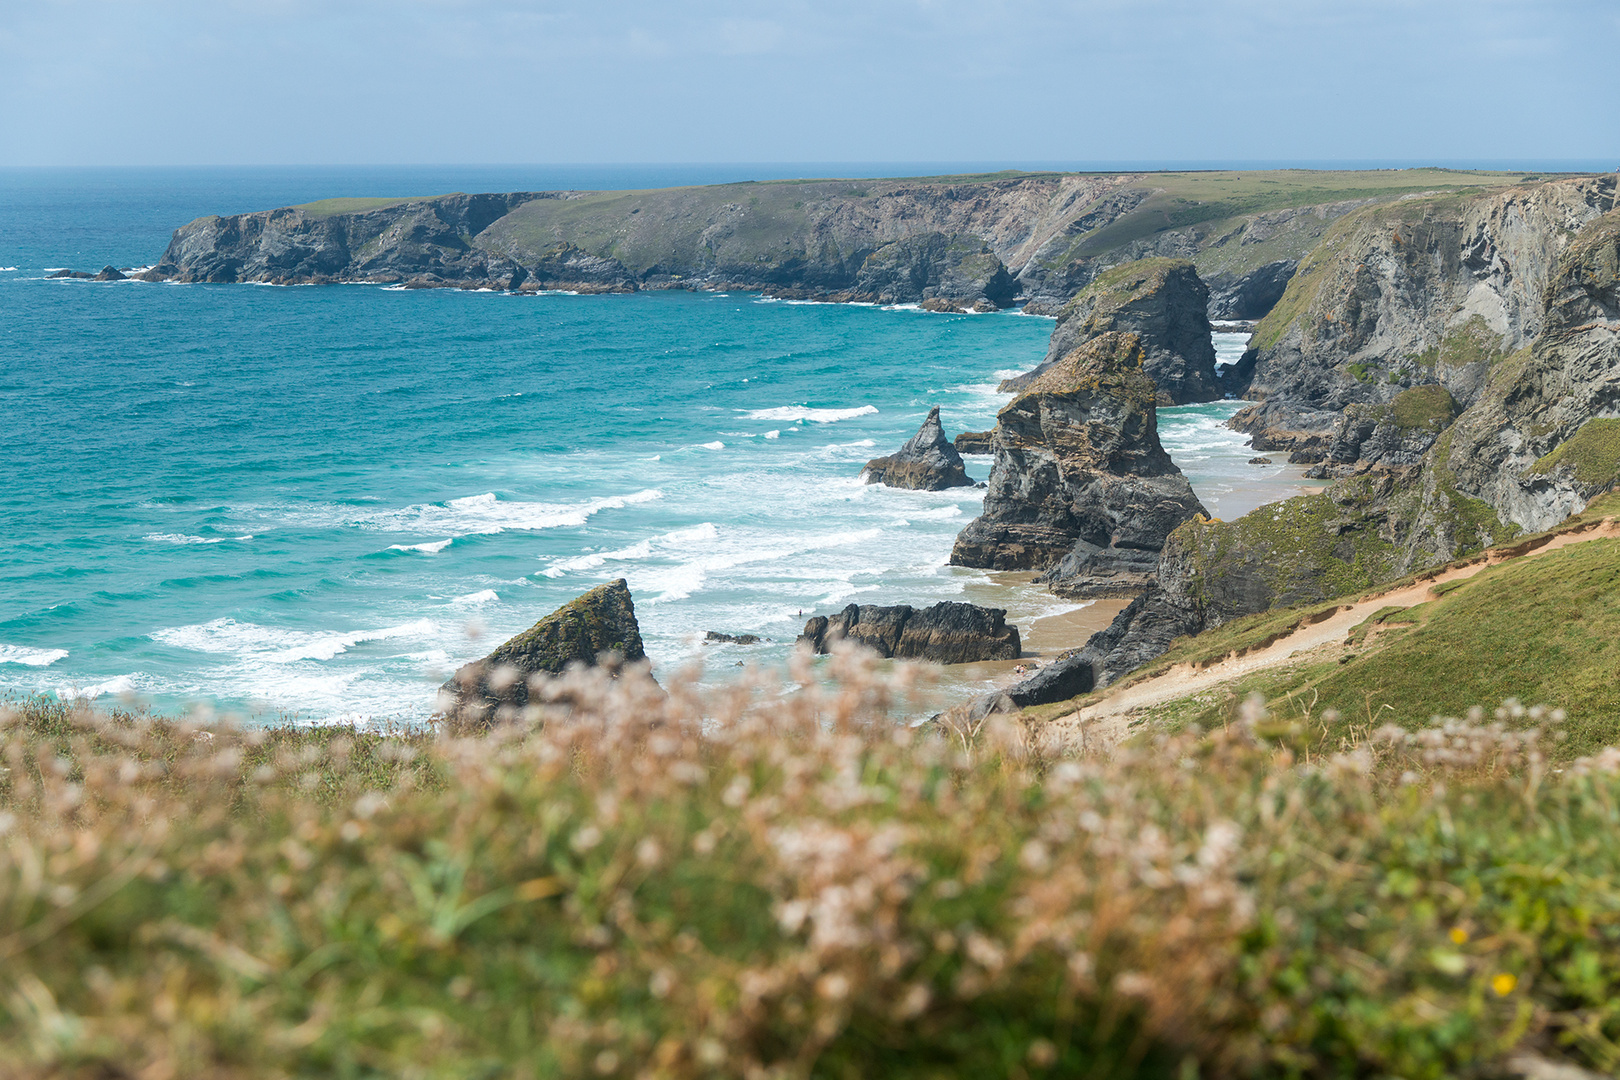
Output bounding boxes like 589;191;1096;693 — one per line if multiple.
954;430;994;454
949;332;1208;595
703;631;762;645
796;601;1020;664
93;265;127;281
863;406;973;490
439;578;646;724
999;258;1220;405
47;269;95;279
1004;653;1095;706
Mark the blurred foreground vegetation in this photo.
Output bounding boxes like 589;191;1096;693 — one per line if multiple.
3;652;1620;1079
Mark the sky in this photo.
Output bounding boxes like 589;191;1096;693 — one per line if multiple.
1;0;1616;168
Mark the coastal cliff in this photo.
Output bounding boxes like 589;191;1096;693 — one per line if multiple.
138;169;1569;315
1063;200;1620;693
1228;176;1618;461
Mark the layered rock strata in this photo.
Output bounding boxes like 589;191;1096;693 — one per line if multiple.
954;430;994;454
950;332;1207;596
797;602;1021;664
862;406;973;490
1231;176;1617;419
998;258;1221;405
439;578;646;724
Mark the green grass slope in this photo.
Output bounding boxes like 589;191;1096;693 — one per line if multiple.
1112;495;1620;757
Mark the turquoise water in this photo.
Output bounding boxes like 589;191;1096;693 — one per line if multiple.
0;169;1305;722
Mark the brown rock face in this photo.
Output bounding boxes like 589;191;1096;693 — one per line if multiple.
950;332;1207;595
863;406;973;490
439;578;646;725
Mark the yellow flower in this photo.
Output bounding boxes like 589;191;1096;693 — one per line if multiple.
1492;973;1518;997
1449;927;1469;945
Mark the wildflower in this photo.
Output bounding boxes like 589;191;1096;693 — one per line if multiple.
1492;972;1517;996
1449;927;1468;945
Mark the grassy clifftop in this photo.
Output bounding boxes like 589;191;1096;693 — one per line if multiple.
154;168;1564;297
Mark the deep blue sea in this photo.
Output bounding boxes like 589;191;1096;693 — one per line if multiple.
0;167;1308;723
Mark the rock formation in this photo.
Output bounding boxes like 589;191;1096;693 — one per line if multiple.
704;631;762;645
1425;207;1620;532
1230;176;1617;420
954;430;994;454
135;170;1582;313
998;258;1221;405
439;578;646;724
862;406;973;490
1206;259;1298;320
797;601;1020;664
1059;204;1620;696
950;332;1208;595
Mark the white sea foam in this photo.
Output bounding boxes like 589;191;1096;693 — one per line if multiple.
1213;331;1251;368
763;430;780;439
154;617;438;664
743;405;877;423
0;644;68;667
57;675;137;701
389;538;453;554
450;589;499;607
543;523;720;578
0;266;17;273
144;532;254;545
698;441;725;450
269;489;665;536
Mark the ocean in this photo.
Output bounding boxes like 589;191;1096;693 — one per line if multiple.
0;167;1311;723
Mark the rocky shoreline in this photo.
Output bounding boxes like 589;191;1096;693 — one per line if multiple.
82;169;1620;719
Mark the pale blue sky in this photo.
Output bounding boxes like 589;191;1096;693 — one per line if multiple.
2;0;1615;167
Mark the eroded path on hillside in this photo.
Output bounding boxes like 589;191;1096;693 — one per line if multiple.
1045;517;1620;750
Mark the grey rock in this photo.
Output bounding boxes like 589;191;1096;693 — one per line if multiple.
1234;176;1617;415
951;332;1207;592
704;631;762;645
797;601;1021;664
954;430;994;454
863;406;973;490
1206;259;1297;320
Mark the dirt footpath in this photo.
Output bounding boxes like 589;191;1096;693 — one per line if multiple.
1042;517;1620;750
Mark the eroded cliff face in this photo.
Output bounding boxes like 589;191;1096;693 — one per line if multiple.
1234;177;1617;418
998;258;1220;405
143;175;1149;302
1428;209;1620;532
949;332;1206;595
141;170;1568;315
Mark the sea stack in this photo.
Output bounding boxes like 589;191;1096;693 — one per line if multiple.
999;258;1220;405
950;331;1207;596
439;578;646;725
862;405;973;490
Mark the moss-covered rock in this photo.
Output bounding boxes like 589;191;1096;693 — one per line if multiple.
440;579;646;725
